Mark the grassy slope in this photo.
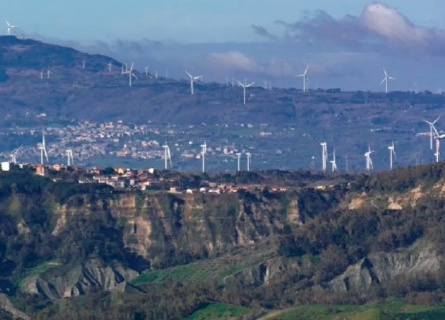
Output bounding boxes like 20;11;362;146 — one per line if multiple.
181;301;445;320
260;301;445;320
181;303;251;320
130;244;276;286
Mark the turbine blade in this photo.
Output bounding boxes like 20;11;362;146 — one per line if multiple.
380;78;386;85
185;70;192;78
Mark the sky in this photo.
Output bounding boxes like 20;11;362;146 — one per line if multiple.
2;1;445;91
2;0;445;42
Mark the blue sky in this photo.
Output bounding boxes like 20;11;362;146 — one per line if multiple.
1;0;445;42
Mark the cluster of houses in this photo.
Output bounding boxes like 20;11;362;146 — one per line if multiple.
0;161;293;194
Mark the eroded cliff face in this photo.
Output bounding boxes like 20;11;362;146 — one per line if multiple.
104;192;302;268
328;241;442;293
25;191;303;300
21;259;138;300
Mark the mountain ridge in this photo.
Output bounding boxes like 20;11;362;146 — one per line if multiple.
1;35;445;127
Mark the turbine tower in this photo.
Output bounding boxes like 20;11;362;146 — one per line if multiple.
423;117;440;150
246;152;252;171
66;149;74;166
296;66;309;92
320;142;328;172
200;141;207;173
364;146;374;172
185;71;202;95
388;142;396;170
236;152;241;171
6;21;17;36
123;62;137;87
330;149;338;172
434;134;445;163
162;144;173;170
47;70;51;79
108;62;113;72
237;80;255;105
380;68;396;93
144;66;149;76
82;59;86;69
38;129;49;165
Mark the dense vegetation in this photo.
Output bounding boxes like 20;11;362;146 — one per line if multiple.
0;163;444;319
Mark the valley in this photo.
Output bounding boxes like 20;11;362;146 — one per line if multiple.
0;162;443;319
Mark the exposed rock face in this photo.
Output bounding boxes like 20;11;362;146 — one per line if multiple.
225;257;300;288
21;259;138;300
328;242;442;293
104;193;303;268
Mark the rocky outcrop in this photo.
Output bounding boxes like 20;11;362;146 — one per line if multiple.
105;192;304;268
21;259;138;300
328;242;442;293
224;257;300;288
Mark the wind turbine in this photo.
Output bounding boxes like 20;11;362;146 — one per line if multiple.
82;59;86;70
380;68;396;93
162;144;173;170
246;152;252;171
423;117;440;150
144;66;149;76
296;66;309;92
364;146;374;172
388;142;396;170
237;80;255;105
330;148;338;172
185;71;202;95
432;131;445;163
123;62;137;87
10;145;22;165
108;62;113;72
40;71;44;80
6;21;17;36
38;129;49;165
47;70;51;79
320;142;328;172
200;141;207;173
66;149;74;166
236;153;241;171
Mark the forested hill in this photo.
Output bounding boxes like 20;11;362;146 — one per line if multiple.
1;36;445;126
0;164;444;319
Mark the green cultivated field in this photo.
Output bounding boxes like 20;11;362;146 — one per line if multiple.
181;301;445;320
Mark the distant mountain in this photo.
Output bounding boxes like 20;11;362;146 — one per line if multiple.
2;35;445;127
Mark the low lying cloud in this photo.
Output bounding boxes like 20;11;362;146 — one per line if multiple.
206;51;303;78
257;3;445;57
207;51;259;73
